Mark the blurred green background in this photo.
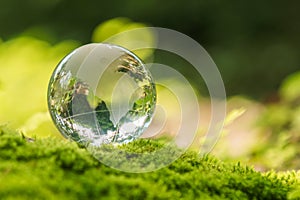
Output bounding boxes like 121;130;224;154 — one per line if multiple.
1;0;300;171
1;0;299;98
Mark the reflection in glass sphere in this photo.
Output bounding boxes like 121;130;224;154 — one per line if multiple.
48;43;156;147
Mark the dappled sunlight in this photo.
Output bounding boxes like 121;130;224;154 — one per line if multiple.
0;37;78;137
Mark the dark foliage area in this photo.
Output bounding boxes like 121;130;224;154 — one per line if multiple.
0;0;299;98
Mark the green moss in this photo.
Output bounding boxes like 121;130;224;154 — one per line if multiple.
254;71;300;170
0;127;299;200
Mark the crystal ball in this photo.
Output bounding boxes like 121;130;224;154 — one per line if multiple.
48;43;156;146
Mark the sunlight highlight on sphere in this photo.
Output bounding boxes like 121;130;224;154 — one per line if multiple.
48;43;156;147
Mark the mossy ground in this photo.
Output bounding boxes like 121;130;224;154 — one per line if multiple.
0;127;299;200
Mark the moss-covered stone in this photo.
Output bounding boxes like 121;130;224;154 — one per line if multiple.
0;127;299;200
